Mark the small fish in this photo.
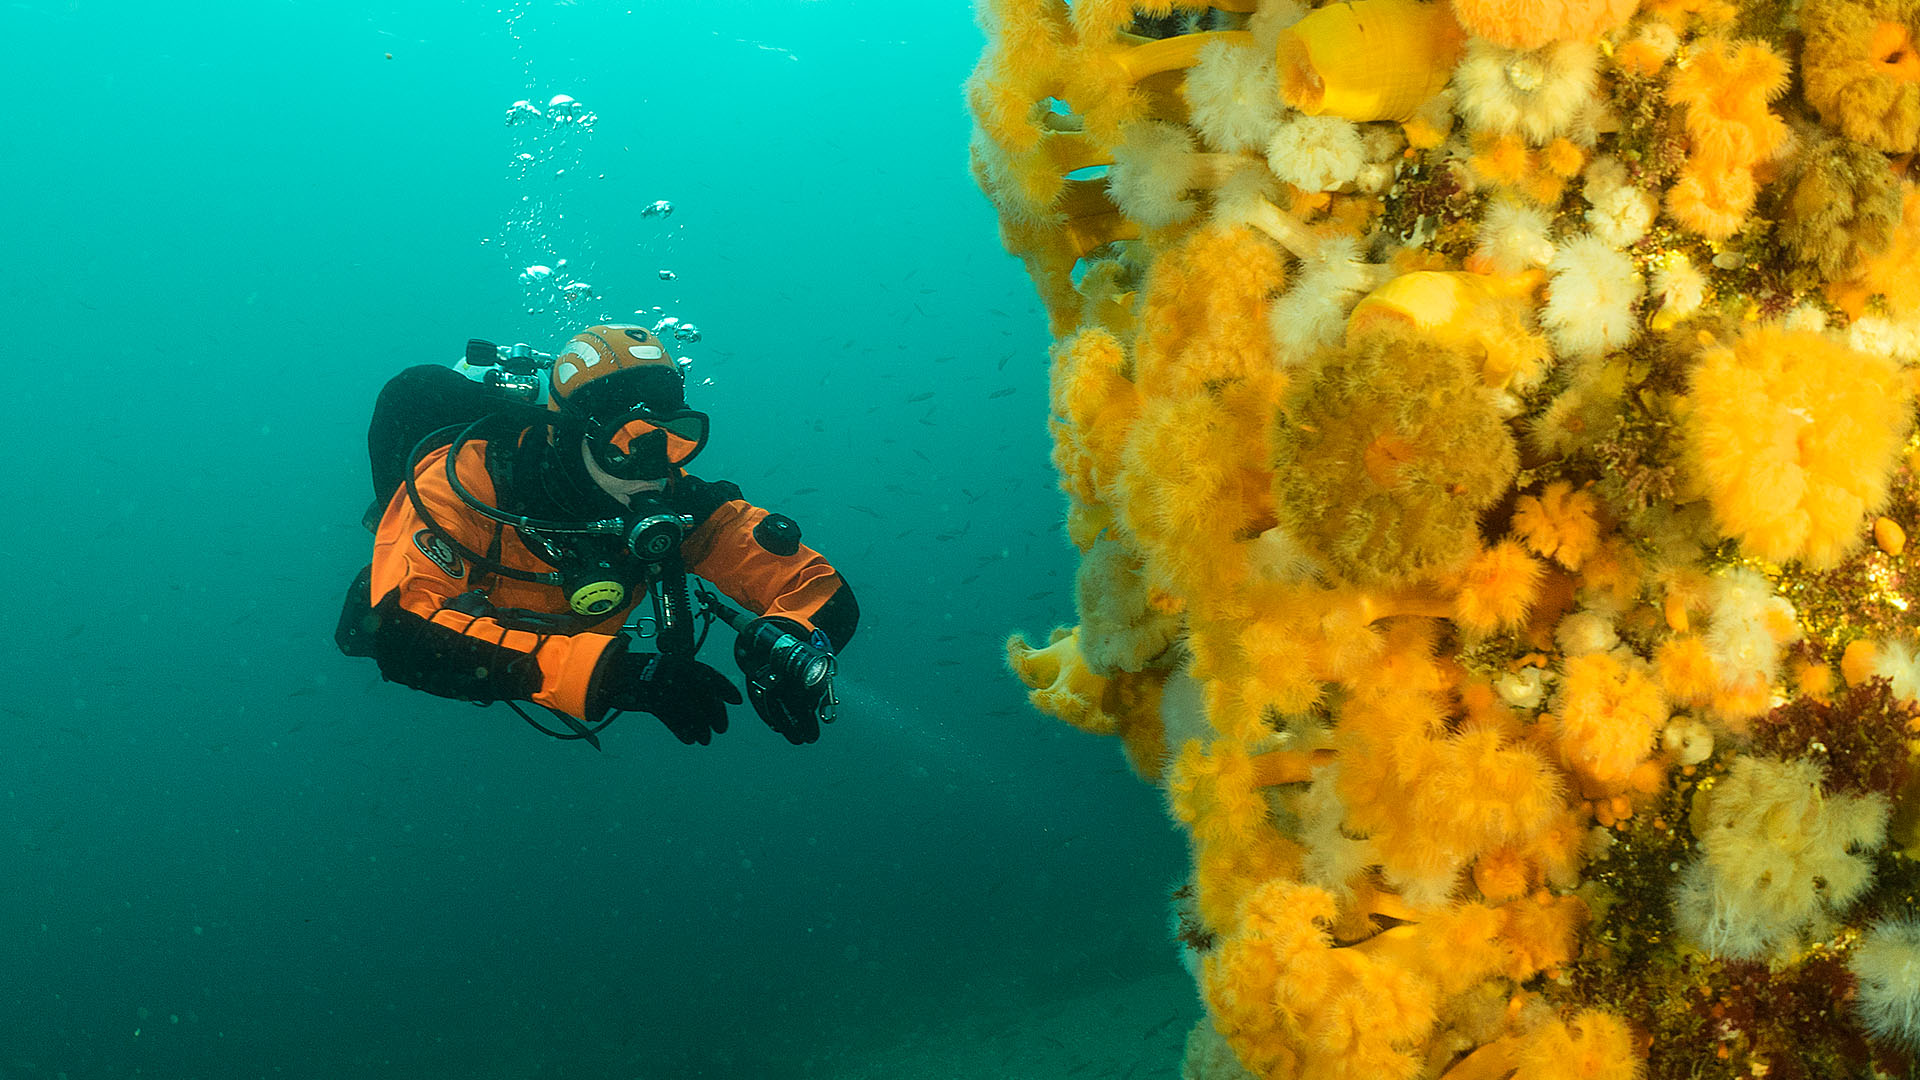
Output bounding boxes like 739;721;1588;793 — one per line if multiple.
989;308;1009;317
906;391;934;403
791;487;819;496
988;387;1016;399
997;353;1012;370
849;505;882;518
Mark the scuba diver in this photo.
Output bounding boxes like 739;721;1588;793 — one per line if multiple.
335;324;857;748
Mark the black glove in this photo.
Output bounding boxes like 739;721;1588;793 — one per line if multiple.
595;650;743;745
750;677;835;745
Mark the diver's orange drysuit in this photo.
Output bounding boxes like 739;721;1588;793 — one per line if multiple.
365;422;857;721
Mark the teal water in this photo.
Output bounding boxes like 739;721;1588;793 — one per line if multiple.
3;2;1191;1076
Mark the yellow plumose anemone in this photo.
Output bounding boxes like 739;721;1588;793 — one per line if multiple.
1801;0;1920;153
1272;329;1519;585
1005;626;1116;734
1683;326;1914;570
1674;754;1890;959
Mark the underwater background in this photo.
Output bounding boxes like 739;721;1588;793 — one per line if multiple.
3;1;1196;1076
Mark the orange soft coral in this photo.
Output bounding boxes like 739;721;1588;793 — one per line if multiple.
1452;541;1549;635
1241;613;1327;717
1665;162;1760;240
1802;0;1920;153
966;0;1071;156
1555;651;1668;796
1132;224;1288;400
1666;37;1791;168
1663;36;1791;240
1496;892;1590;980
1449;0;1638;49
1654;634;1720;706
1114;376;1282;599
1683;326;1914;569
1512;481;1603;571
1049;328;1140;548
1336;677;1565;904
1473;845;1535;902
1211;880;1446;1080
1514;1008;1643;1080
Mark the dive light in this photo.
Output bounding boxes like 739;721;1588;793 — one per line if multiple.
734;615;837;692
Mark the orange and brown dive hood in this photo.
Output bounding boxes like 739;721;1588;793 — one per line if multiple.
549;324;708;480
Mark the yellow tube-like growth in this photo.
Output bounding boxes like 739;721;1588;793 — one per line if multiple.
1275;0;1464;122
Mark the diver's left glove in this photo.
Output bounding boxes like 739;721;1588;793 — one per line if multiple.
594;650;743;745
733;616;839;745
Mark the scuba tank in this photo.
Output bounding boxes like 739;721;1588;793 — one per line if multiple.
363;339;552;530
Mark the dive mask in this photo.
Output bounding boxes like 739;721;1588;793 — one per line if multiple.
587;406;710;481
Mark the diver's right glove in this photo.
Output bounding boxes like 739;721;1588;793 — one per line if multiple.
733;616;839;745
596;650;742;745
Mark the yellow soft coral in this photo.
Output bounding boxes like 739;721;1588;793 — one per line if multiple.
1513;1009;1643;1080
1683;326;1914;569
1172;740;1306;931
